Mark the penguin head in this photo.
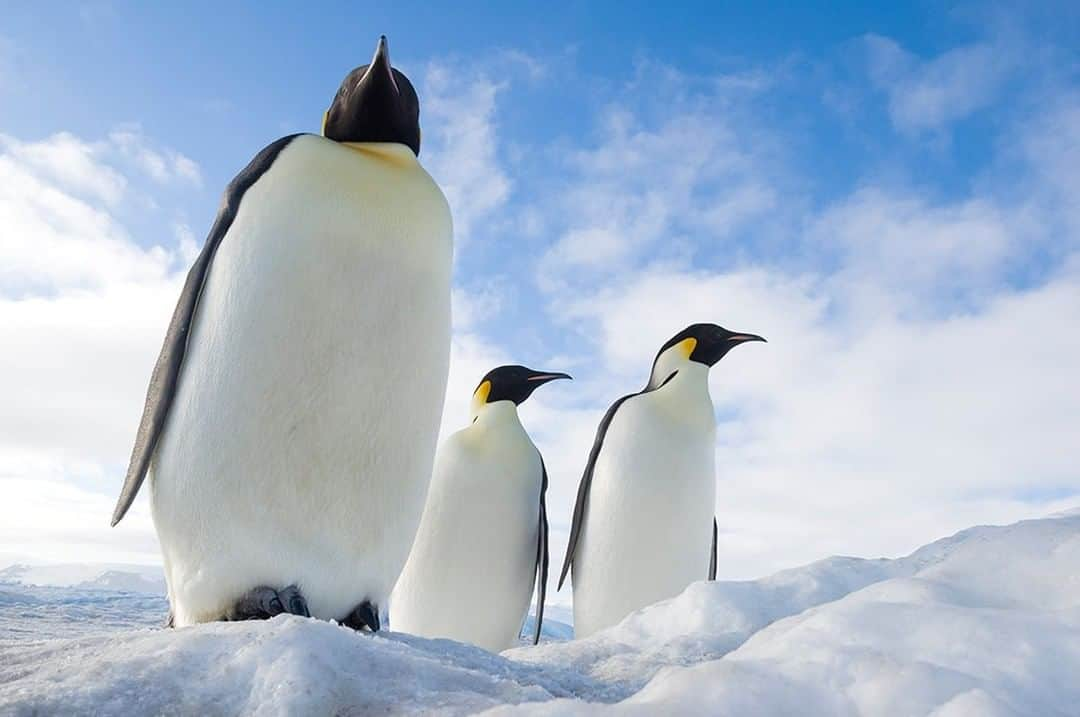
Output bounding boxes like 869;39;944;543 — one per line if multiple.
323;36;421;155
471;365;572;418
648;323;766;388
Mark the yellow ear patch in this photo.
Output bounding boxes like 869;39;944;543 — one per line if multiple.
321;111;329;136
678;337;698;359
474;380;492;405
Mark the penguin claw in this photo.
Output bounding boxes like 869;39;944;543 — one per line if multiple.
342;600;380;633
227;584;310;621
278;585;311;618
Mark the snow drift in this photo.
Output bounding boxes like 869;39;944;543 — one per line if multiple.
2;513;1077;715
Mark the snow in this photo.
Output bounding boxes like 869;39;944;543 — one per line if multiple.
2;513;1078;715
0;584;166;641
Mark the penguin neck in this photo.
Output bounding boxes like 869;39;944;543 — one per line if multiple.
648;361;715;426
470;400;525;432
338;141;419;167
648;352;710;391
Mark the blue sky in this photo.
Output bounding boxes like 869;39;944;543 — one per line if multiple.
1;2;1078;590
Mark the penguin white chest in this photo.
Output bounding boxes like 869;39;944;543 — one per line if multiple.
150;137;453;626
573;373;717;638
391;404;541;652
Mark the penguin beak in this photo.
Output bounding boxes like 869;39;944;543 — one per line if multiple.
362;35;399;95
526;371;572;385
696;331;766;366
726;333;767;345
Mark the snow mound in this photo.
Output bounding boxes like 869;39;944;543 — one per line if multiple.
0;616;594;716
1;513;1077;715
500;513;1080;715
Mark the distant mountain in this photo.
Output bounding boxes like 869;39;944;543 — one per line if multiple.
0;563;165;595
519;604;575;642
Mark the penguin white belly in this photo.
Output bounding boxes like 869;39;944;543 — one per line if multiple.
392;420;540;652
572;383;716;638
150;136;452;626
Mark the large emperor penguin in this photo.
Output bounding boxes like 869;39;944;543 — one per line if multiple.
392;365;570;651
110;37;453;631
559;323;765;638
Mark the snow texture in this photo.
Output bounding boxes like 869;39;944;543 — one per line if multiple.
2;513;1078;715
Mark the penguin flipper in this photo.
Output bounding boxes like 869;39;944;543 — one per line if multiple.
709;517;718;581
557;391;640;590
532;457;550;645
110;134;305;527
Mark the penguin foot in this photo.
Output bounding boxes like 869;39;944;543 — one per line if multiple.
342;600;380;633
226;584;311;621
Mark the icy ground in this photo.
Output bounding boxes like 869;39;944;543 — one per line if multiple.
2;513;1078;716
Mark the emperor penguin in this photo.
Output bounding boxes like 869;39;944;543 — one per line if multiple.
110;37;453;631
559;323;765;639
391;365;570;651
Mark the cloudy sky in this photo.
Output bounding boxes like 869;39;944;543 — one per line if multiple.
2;3;1078;596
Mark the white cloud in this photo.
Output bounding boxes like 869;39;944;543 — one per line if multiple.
0;128;195;565
817;190;1013;276
538;87;780;288
108;126;202;186
0;280;180;464
864;34;1017;133
2;132;128;204
172;221;200;264
0;473;158;565
0;134;175;294
451;285;503;333
810;188;1019;320
422;62;511;245
1016;93;1080;237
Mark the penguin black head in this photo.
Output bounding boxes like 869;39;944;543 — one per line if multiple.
323;36;421;155
649;323;766;387
473;365;572;410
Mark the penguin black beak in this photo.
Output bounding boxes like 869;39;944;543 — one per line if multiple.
526;371;573;385
727;333;767;345
362;35;399;94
